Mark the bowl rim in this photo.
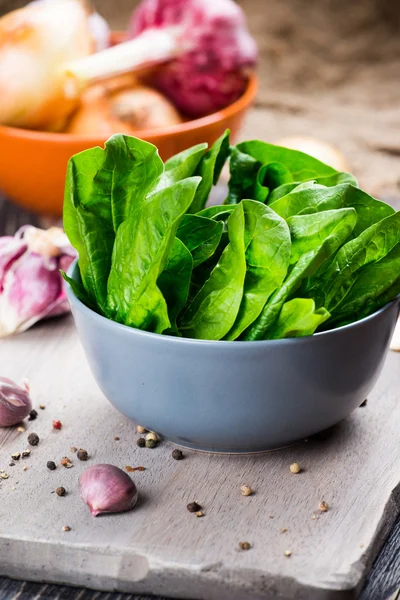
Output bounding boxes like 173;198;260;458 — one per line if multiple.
0;74;258;144
66;259;400;347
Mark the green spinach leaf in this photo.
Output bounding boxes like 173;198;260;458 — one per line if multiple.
266;298;330;339
179;202;246;340
157;238;193;333
177;215;224;268
154;143;207;190
188;130;230;213
106;177;201;333
225;200;291;340
242;207;357;340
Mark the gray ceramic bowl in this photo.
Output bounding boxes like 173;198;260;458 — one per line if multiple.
66;261;399;453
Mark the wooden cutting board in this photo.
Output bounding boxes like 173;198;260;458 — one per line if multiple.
0;317;399;600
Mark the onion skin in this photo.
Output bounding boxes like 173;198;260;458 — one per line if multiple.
79;464;139;517
67;83;182;135
0;377;32;427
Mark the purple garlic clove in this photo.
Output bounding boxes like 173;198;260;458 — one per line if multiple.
0;226;76;338
0;377;32;426
79;464;139;517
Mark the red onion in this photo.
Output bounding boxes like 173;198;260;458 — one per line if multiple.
79;464;138;516
129;0;258;117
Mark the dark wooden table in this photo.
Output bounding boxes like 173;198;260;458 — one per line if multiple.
0;196;399;600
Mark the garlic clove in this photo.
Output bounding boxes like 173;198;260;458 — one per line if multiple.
0;377;32;426
79;464;138;517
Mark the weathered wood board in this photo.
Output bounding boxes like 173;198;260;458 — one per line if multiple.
0;317;399;600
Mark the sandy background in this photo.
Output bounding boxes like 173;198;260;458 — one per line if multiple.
1;0;399;200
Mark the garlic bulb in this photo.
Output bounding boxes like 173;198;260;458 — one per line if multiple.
0;377;32;426
0;226;76;338
79;464;138;516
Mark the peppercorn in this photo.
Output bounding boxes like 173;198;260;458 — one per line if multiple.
27;433;39;446
137;437;146;447
28;409;38;421
319;501;329;512
290;463;301;474
145;439;157;449
11;452;21;461
239;541;251;551
187;501;201;513
52;420;62;430
240;485;252;496
56;487;66;497
22;450;31;458
172;449;184;460
77;449;88;461
47;461;57;471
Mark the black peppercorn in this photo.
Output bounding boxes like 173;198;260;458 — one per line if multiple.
27;432;39;446
77;449;88;461
47;461;56;471
172;449;184;461
56;487;66;497
28;409;38;421
137;437;146;447
187;501;202;513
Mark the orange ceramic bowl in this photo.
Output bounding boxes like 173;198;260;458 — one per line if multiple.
0;73;258;217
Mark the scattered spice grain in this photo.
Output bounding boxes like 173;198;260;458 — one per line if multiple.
145;439;157;449
281;528;287;533
360;399;368;407
28;409;38;421
146;432;158;442
136;437;146;447
239;542;251;551
290;463;301;474
62;525;71;532
196;511;204;518
60;457;73;468
136;425;147;434
125;466;145;473
187;501;202;513
0;473;9;479
70;447;77;453
284;550;292;557
47;461;56;471
172;449;184;460
39;404;46;410
22;450;31;458
17;426;25;433
9;462;15;467
23;466;28;471
240;485;252;496
56;487;66;497
27;433;39;446
77;449;88;461
114;436;120;441
319;501;329;512
11;453;21;461
52;420;62;430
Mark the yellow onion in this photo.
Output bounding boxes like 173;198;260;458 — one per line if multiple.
0;0;93;131
274;136;349;172
67;80;182;135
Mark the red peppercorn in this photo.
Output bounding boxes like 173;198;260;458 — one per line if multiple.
52;420;62;430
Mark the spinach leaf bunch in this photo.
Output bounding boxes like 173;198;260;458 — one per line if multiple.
63;132;400;341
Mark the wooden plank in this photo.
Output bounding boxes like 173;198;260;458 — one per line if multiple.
0;316;399;600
